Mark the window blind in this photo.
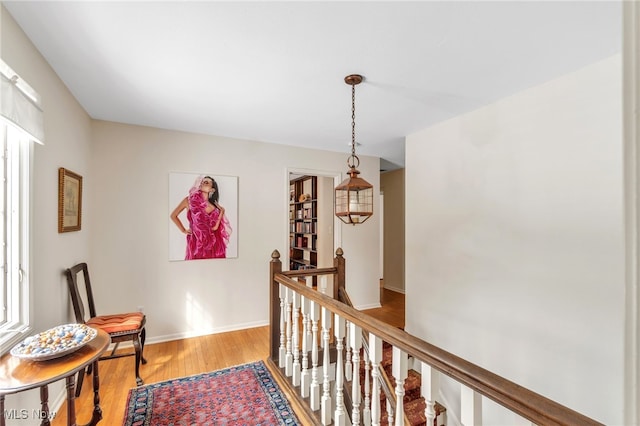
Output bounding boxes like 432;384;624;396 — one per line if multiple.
0;58;44;144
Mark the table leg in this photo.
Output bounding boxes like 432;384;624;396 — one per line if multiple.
65;375;76;426
40;385;51;426
88;360;102;425
1;394;5;426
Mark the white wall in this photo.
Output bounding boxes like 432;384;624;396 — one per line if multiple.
317;176;336;270
89;121;380;342
381;169;405;293
405;55;624;424
2;5;94;421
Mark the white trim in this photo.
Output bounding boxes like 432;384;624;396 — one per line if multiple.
379;191;384;279
623;1;640;425
116;321;270;348
0;125;33;354
383;285;405;295
353;302;381;310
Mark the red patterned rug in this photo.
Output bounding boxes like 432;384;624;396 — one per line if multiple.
122;360;300;425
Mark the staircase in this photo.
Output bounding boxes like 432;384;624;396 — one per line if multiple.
269;250;605;426
360;288;445;426
363;342;445;426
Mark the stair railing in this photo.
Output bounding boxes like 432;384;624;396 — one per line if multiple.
268;248;603;426
341;283;410;425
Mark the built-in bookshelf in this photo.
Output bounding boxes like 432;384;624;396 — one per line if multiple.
289;175;318;285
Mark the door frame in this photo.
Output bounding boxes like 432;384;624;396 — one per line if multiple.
623;2;639;424
284;167;343;272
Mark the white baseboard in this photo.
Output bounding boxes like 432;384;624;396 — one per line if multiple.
383;285;405;294
50;387;67;421
356;302;382;310
101;320;269;351
147;320;269;346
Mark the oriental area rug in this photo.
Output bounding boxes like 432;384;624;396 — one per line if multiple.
122;360;300;425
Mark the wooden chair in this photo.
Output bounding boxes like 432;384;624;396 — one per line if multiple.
65;262;147;396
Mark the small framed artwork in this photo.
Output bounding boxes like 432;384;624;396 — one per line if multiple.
58;167;83;233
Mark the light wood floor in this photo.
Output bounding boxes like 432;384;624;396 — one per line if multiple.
362;285;405;329
51;288;404;426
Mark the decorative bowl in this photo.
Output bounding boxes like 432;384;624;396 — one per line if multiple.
10;323;97;361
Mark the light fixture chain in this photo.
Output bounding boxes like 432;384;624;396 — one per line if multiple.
351;82;356;158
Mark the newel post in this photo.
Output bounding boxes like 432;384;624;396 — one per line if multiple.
334;247;345;300
270;250;282;361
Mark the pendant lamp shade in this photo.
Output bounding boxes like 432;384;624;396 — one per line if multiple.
335;166;374;225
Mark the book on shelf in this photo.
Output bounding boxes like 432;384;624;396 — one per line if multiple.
295;236;309;248
294;222;314;234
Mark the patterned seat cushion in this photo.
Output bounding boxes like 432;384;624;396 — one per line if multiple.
87;312;145;335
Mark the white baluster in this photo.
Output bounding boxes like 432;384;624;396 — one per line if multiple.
362;352;371;426
300;295;310;398
345;322;353;382
285;288;293;376
334;314;346;426
305;277;313;352
392;347;407;426
350;323;362;425
310;300;321;411
292;291;301;386
461;384;482;426
369;334;382;426
279;284;286;368
307;316;314;352
321;307;332;425
421;362;440;426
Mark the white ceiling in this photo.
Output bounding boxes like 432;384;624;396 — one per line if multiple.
3;1;621;171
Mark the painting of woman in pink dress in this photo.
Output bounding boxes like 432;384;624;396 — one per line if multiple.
170;175;232;259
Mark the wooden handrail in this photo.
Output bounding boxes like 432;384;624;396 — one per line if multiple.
271;264;602;426
281;267;338;278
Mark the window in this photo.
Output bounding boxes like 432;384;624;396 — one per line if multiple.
0;58;40;355
0;123;31;353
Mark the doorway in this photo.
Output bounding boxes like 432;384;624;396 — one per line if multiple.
285;168;342;292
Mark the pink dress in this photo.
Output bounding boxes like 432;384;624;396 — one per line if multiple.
185;190;231;259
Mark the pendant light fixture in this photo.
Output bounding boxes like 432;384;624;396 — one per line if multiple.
334;74;374;225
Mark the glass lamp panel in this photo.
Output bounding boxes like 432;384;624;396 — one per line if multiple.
334;168;373;224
